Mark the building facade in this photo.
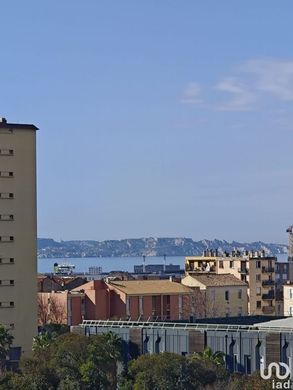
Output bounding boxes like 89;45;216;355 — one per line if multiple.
182;273;248;318
283;283;293;316
0;118;38;357
185;251;276;315
73;316;293;377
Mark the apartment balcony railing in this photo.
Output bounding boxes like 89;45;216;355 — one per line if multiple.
262;280;275;287
185;266;216;273
238;268;249;274
262;306;275;314
262;291;275;300
262;267;275;273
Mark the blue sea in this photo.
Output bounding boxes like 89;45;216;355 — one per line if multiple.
37;254;288;274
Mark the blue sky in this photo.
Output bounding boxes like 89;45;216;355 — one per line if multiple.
0;1;292;243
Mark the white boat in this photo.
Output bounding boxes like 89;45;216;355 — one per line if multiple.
53;262;75;275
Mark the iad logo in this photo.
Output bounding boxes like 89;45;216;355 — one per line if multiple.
260;358;292;389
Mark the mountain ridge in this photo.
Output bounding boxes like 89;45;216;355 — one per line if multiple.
37;237;288;258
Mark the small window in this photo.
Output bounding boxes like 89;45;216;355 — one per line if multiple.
9;236;14;241
9;280;14;285
10;258;14;263
256;261;261;269
9;193;13;198
257;301;261;308
225;290;229;301
289;289;293;299
256;287;261;296
256;274;261;282
219;261;224;269
230;261;234;268
238;289;242;299
9;302;14;307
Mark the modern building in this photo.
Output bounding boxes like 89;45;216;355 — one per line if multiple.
182;273;248;318
88;266;102;275
0;117;38;357
72;315;291;376
185;251;276;315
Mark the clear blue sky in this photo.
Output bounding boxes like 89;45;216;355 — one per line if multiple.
0;1;292;243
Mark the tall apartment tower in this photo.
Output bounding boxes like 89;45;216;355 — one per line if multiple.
0;117;38;358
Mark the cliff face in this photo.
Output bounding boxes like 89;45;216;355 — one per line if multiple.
37;237;288;258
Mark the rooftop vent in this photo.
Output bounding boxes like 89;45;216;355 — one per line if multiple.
0;118;7;123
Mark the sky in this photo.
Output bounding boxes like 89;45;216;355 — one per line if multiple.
0;1;292;243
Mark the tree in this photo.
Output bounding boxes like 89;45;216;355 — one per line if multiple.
32;331;57;352
121;353;202;390
38;294;66;325
183;289;219;320
0;325;13;373
193;346;225;366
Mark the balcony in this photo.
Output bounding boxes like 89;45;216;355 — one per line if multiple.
262;291;275;300
262;306;275;314
185;265;216;273
238;268;248;274
262;280;275;287
262;267;275;273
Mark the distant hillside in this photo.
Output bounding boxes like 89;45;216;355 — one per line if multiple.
37;237;288;258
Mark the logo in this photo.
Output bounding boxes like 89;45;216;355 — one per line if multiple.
260;358;292;389
260;359;291;380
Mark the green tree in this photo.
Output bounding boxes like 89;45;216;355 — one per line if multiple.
121;353;201;390
193;346;225;366
0;325;13;373
32;331;57;352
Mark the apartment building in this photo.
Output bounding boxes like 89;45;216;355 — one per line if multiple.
283;283;293;316
38;279;197;324
107;280;195;321
182;273;248;318
185;250;276;315
0;118;38;357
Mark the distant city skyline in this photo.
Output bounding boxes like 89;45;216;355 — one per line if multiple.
0;1;292;243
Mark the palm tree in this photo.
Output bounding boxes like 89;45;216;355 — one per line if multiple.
0;325;13;373
193;347;225;366
32;331;56;352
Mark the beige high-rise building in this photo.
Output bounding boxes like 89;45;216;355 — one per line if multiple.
185;250;276;316
0;117;38;358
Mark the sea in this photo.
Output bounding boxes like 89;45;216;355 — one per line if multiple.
37;254;289;274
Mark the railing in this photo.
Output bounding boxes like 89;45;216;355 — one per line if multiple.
80;319;293;334
262;280;274;287
262;267;275;273
262;291;275;300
